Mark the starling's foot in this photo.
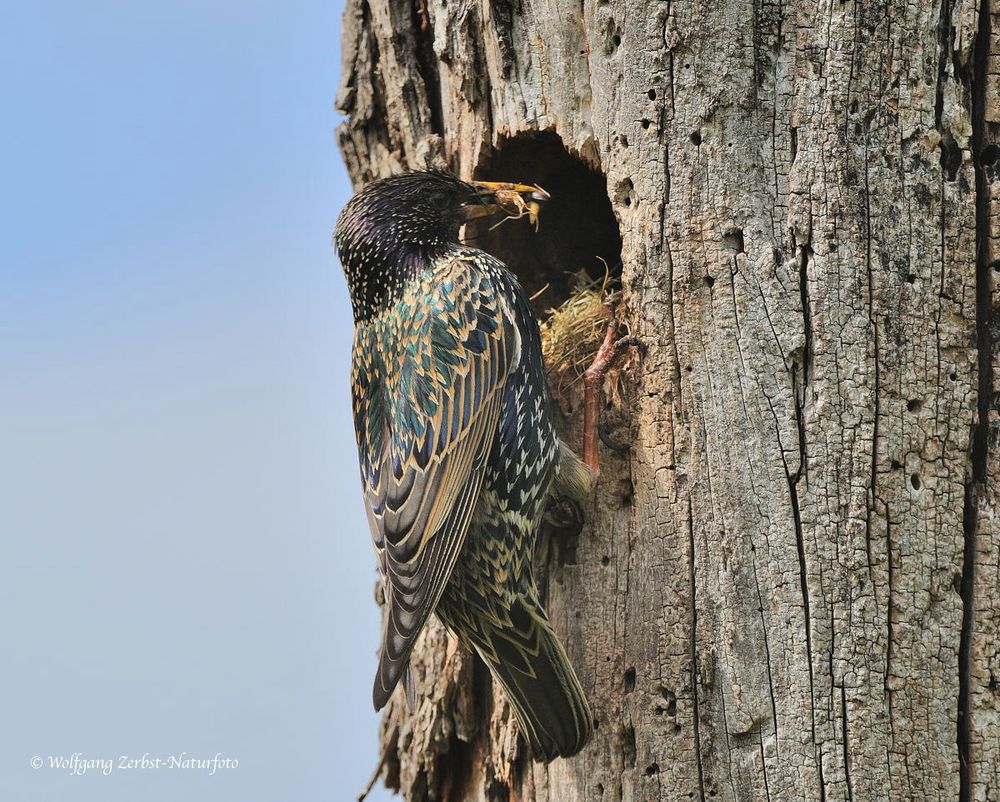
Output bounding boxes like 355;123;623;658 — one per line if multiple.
582;306;645;477
599;422;632;455
543;495;586;540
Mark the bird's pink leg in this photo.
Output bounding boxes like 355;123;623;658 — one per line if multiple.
582;311;643;478
582;319;619;477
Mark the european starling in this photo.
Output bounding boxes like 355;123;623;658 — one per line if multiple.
335;171;595;760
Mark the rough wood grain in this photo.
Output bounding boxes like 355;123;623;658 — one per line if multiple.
335;1;1000;799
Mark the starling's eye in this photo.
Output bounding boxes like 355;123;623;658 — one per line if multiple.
428;189;451;210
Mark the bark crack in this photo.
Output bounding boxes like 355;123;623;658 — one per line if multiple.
863;130;880;584
841;684;854;802
959;1;993;799
488;0;516;78
790;475;824;801
933;0;953;130
412;0;445;138
687;501;707;802
748;548;777;802
791;238;826;801
797;241;814;427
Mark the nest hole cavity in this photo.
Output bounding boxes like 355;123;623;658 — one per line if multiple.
472;131;624;309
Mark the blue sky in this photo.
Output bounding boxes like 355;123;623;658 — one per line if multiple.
0;1;395;799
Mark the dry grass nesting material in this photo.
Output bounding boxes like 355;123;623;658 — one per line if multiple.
538;272;633;407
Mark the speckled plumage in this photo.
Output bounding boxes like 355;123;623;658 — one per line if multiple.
335;171;593;761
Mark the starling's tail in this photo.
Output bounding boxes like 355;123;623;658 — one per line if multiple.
475;595;593;761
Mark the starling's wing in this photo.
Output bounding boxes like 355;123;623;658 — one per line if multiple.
350;255;519;709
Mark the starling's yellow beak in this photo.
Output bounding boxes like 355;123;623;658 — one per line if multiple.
463;181;551;225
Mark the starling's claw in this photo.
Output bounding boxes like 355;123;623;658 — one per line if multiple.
543;495;586;538
612;335;647;358
599;423;632;455
602;290;623;310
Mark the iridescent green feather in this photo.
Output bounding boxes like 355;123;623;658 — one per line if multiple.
350;256;516;709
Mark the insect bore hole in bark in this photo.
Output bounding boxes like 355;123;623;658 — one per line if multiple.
981;144;999;174
624;666;637;692
939;135;962;181
723;228;745;254
471;130;624;313
615;177;635;208
623;724;637;767
658;686;677;716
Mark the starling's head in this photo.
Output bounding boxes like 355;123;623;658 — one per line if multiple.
335;171;546;320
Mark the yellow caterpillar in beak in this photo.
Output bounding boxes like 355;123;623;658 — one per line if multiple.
492;186;549;231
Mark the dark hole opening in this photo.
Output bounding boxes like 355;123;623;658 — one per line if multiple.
939;136;962;181
623;666;636;692
723;228;745;254
470;131;623;312
662;690;677;716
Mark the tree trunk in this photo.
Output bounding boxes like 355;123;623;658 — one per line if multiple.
335;0;1000;800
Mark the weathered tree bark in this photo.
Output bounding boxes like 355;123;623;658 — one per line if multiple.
335;1;1000;800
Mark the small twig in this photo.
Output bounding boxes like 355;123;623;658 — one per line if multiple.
357;752;388;802
529;282;551;302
